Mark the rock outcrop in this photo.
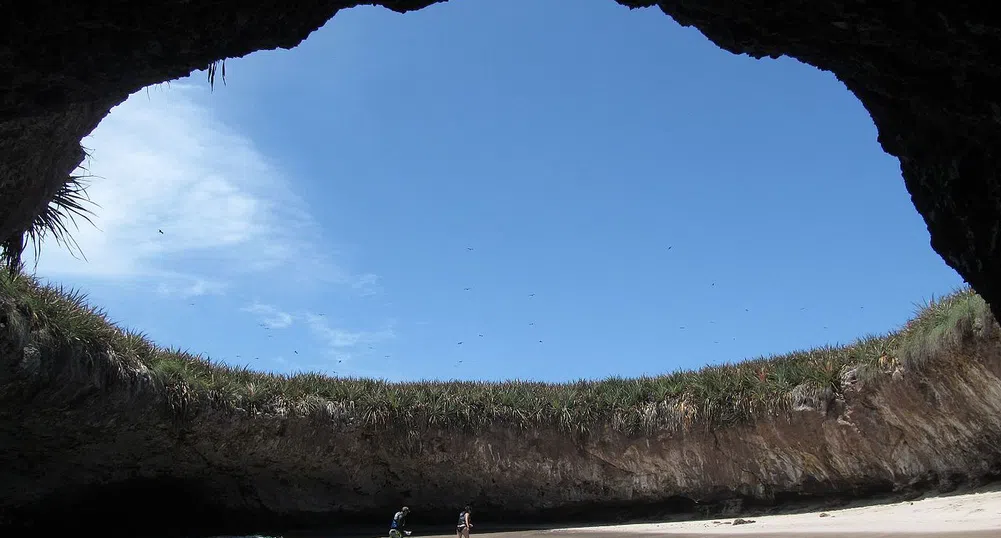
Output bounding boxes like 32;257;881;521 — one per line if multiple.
5;3;1001;536
3;1;1001;318
3;287;1001;537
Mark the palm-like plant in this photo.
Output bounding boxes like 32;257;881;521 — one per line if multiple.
1;173;97;276
207;59;226;90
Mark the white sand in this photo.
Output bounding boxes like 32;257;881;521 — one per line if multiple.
549;489;1001;535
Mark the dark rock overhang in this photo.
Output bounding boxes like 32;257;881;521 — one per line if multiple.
2;1;1000;314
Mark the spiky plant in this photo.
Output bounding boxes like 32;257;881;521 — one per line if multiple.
1;267;994;436
207;59;227;90
1;174;97;276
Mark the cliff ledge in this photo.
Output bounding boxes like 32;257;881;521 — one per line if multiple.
2;274;1001;537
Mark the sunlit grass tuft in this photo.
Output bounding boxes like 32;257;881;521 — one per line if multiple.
1;271;993;437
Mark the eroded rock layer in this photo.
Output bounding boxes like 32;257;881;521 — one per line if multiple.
2;299;1001;537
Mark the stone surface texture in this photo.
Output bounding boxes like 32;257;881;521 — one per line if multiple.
3;295;1001;536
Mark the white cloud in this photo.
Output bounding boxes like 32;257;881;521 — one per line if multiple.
238;303;395;367
304;313;396;362
28;82;377;295
352;273;381;296
241;302;295;329
21;80;399;379
156;277;229;299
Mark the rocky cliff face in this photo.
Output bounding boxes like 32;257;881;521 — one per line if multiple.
2;1;1001;320
4;4;1001;535
3;294;1001;537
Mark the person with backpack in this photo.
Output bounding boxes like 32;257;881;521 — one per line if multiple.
456;505;472;538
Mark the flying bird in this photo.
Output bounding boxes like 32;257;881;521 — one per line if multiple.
478;334;483;337
158;229;164;235
466;247;474;251
457;341;463;345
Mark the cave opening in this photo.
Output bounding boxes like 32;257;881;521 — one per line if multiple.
3;0;1001;536
18;0;962;382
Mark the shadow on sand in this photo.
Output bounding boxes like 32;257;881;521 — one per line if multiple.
276;480;1001;538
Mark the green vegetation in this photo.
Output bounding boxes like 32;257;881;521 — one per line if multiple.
0;174;97;276
207;59;227;89
0;270;994;437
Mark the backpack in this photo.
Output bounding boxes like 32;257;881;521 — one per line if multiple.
457;511;467;527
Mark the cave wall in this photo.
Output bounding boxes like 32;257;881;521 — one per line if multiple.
3;1;1001;318
3;292;1001;537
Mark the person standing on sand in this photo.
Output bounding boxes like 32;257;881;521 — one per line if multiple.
456;505;472;538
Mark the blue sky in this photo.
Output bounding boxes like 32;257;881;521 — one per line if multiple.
32;0;963;382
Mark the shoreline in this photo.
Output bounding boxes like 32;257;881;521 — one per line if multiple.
542;488;1001;536
409;488;1001;538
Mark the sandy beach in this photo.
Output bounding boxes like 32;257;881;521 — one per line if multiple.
419;488;1001;538
550;488;1001;537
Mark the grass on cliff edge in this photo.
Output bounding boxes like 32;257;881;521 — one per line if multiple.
0;270;995;436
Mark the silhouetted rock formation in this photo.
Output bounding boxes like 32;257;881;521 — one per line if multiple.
4;2;1001;536
3;1;1001;317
